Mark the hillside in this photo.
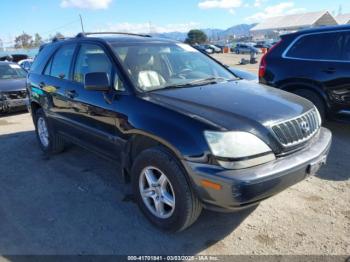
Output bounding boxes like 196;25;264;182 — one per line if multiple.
152;24;256;41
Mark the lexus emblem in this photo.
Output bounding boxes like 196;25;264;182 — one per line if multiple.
300;120;310;134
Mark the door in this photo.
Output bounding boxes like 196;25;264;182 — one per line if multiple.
64;43;126;160
284;31;350;112
39;43;77;129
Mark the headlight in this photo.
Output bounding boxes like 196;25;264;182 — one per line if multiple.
314;107;322;126
204;131;276;169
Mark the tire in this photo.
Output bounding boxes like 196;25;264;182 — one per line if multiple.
293;89;326;122
34;108;65;154
131;147;202;232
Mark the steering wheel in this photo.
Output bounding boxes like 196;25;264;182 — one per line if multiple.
175;68;192;79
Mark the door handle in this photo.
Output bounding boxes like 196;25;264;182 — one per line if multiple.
66;90;77;98
322;68;336;74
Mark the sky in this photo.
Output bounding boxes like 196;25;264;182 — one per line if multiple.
1;0;350;45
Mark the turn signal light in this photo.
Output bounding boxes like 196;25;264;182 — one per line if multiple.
201;179;222;190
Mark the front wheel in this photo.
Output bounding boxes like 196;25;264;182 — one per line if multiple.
131;147;202;232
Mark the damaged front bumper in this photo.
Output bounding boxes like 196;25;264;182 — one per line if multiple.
0;97;29;113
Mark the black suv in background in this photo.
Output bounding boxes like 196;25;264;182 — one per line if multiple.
27;33;332;232
259;25;350;121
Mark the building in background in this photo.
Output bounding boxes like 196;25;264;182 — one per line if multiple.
250;11;338;40
336;13;350;24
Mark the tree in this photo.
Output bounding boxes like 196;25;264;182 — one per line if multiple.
185;29;208;45
54;32;64;39
14;33;33;49
33;33;43;47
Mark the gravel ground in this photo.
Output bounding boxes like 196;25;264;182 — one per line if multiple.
0;111;349;256
211;53;263;74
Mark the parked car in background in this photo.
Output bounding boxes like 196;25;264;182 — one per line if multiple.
28;32;331;232
259;25;350;121
254;43;272;49
206;44;222;53
0;54;29;63
0;61;28;113
214;44;225;50
18;58;34;72
193;44;214;54
233;43;261;54
229;67;258;82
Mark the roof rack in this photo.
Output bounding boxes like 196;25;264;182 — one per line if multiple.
52;36;66;43
75;32;152;38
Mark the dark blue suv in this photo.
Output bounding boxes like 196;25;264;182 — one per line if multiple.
259;25;350;122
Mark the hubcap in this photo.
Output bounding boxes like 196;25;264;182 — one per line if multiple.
37;117;49;147
139;166;176;219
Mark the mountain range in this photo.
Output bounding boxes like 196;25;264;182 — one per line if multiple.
152;24;257;41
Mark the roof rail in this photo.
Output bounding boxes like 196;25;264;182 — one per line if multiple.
52;36;66;43
75;32;152;38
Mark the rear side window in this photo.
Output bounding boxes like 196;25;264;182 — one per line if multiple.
49;44;76;80
286;32;343;60
30;44;57;74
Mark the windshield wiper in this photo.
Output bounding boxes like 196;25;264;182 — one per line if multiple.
159;77;232;91
187;77;232;85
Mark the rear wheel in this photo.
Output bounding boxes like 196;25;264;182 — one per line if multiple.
34;108;65;154
293;89;326;122
131;147;202;232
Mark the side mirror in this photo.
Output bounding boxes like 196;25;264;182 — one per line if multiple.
84;72;110;91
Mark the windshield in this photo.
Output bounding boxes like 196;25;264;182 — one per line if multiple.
0;64;27;79
111;43;236;92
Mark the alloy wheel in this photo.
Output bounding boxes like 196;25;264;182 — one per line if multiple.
37;117;49;147
139;166;176;219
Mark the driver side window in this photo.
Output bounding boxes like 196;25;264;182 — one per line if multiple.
74;44;124;91
74;44;112;84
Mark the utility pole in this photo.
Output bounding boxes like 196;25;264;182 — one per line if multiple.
338;5;343;16
79;14;85;33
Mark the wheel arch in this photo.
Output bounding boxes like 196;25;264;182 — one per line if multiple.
122;132;186;182
121;125;207;186
30;101;42;117
29;101;42;123
279;82;330;109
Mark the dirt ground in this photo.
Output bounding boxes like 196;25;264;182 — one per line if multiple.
0;54;349;256
212;53;263;74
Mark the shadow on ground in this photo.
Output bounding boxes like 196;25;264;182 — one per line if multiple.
0;131;255;255
316;122;350;181
0;110;28;119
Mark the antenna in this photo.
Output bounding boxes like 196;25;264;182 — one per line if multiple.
79;14;85;33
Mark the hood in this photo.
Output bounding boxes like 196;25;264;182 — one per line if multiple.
0;78;26;92
145;80;314;131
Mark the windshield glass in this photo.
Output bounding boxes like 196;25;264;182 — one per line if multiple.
0;64;27;79
111;43;236;92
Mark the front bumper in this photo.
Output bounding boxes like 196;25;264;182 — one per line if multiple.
183;127;332;211
0;98;29;113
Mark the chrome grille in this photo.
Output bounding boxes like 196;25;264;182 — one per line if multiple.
271;109;321;147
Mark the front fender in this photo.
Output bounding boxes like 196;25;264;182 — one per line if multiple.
126;106;212;162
